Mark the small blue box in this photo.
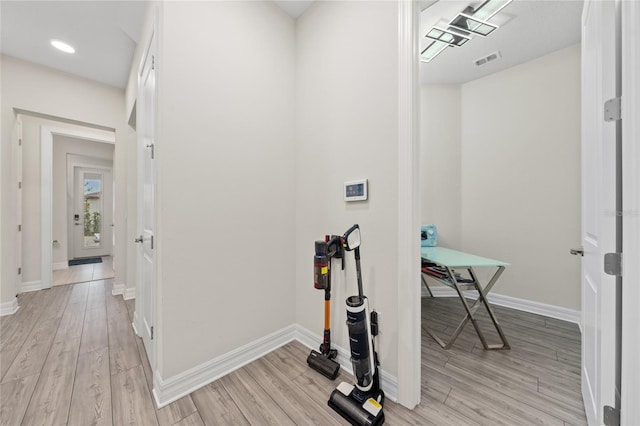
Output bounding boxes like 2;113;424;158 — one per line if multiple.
421;225;438;247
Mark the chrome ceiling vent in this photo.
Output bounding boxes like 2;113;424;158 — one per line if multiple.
474;50;502;67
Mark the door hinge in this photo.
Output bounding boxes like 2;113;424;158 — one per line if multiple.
18;224;21;232
150;235;154;250
18;267;21;275
18;138;22;146
604;97;622;121
18;181;21;189
146;143;155;159
151;326;154;340
604;253;622;276
152;55;155;70
603;405;620;426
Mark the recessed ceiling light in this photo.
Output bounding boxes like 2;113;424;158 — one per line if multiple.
50;39;75;54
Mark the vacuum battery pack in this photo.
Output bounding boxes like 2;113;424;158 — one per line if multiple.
307;350;340;380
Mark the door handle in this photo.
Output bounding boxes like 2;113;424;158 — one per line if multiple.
74;222;81;226
570;247;584;256
134;236;144;243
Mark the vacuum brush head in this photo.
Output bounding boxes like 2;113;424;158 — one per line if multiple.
307;350;340;380
328;387;385;426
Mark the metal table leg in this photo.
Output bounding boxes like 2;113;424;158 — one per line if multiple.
423;266;510;350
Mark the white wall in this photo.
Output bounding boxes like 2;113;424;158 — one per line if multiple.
52;135;114;264
0;55;126;300
295;0;400;377
420;44;581;310
460;44;581;310
420;85;462;248
156;0;296;379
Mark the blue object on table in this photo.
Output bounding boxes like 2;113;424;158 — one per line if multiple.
421;225;438;247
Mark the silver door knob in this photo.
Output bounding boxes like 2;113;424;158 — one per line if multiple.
570;247;584;256
134;236;144;243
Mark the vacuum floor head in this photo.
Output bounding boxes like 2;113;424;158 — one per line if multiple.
307;350;340;380
328;383;385;426
328;389;384;426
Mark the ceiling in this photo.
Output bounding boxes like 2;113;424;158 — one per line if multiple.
420;0;583;84
0;1;149;88
1;1;582;89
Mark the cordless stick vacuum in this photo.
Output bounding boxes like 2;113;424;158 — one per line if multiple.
328;224;385;426
307;235;342;380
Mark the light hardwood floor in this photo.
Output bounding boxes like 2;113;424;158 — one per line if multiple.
53;256;115;286
0;280;586;425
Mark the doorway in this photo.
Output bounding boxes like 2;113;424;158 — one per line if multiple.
416;0;584;422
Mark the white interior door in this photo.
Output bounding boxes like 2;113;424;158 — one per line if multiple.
136;34;157;371
73;167;113;259
581;1;620;424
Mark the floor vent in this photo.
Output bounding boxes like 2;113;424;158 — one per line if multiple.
474;50;502;67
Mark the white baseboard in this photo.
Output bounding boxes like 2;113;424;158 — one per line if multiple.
52;261;68;271
111;283;125;296
20;280;42;293
294;325;398;402
123;287;136;300
427;286;581;324
0;298;19;316
150;323;398;409
152;324;298;408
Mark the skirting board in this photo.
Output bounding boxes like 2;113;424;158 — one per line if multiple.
111;283;125;296
0;298;19;316
123;287;136;300
153;324;298;408
151;323;399;409
427;286;581;324
52;262;68;271
20;280;42;293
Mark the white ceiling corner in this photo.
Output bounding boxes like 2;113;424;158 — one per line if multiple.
272;0;315;19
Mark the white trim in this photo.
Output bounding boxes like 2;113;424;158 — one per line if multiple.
152;324;298;408
621;1;640;424
111;283;125;296
20;280;42;293
40;126;115;290
396;0;421;409
427;286;581;324
151;323;399;410
52;261;68;271
123;287;136;300
0;298;19;316
294;325;398;402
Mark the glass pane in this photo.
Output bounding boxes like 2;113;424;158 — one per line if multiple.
473;0;512;21
83;173;102;248
426;27;469;47
421;40;448;63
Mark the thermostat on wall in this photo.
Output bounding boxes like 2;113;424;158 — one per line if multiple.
344;179;368;202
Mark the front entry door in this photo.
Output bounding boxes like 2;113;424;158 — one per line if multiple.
73;167;113;259
580;0;620;424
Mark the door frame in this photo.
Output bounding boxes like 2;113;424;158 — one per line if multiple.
396;0;421;409
621;1;640;423
39;125;115;289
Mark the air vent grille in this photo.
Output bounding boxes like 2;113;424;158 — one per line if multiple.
474;50;502;67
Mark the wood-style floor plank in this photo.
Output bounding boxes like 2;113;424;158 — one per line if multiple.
0;374;39;426
111;364;158;426
191;380;250;426
68;347;112;426
173;411;205;426
21;337;81;426
156;395;198;426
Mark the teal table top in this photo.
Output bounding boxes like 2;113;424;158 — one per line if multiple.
421;247;509;268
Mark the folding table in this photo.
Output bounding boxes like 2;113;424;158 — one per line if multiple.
421;246;510;350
